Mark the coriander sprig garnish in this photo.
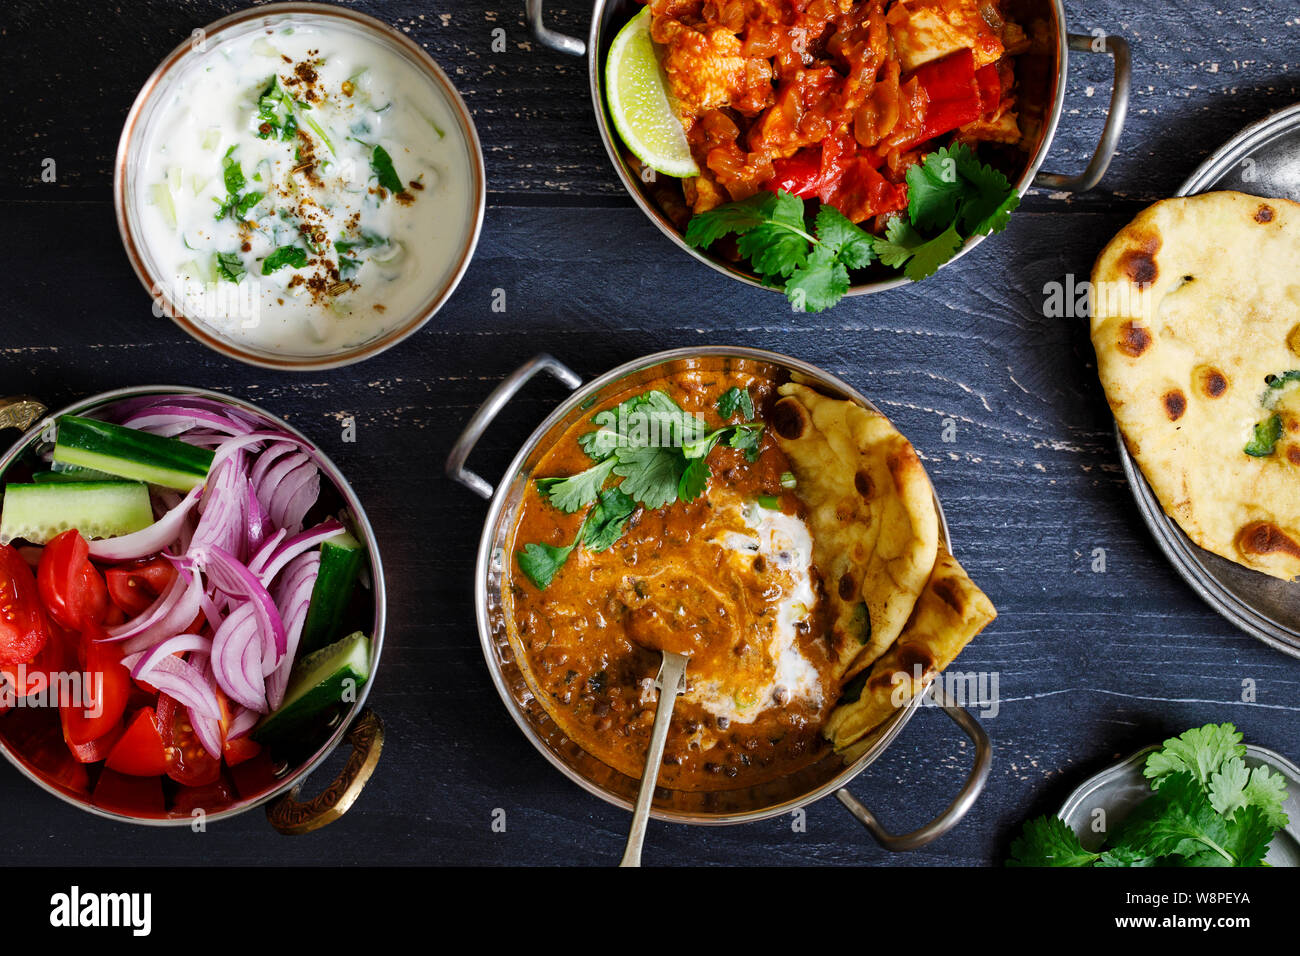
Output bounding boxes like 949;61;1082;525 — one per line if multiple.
1007;723;1288;867
683;143;1020;310
517;389;765;590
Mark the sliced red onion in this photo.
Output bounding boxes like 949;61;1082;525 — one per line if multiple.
121;649;220;720
266;551;320;709
120;406;256;438
104;564;202;646
248;529;288;578
268;460;320;534
189;655;224;759
192;454;247;560
226;705;259;741
253;519;342;587
87;484;203;562
247;484;273;555
249;441;299;494
196;545;287;663
125;633;211;679
211;603;267;712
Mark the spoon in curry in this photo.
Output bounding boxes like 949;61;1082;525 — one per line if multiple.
619;649;689;867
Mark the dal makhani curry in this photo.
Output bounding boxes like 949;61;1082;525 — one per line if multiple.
504;367;995;791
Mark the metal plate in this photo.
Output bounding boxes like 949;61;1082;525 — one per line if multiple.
1059;744;1300;866
1114;102;1300;657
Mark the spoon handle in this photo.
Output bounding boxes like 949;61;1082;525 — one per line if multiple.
619;650;688;867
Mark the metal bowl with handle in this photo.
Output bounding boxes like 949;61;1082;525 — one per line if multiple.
448;347;992;851
0;388;386;832
526;0;1130;295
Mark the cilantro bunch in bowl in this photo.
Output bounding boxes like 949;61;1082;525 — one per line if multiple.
1009;723;1291;867
684;143;1020;313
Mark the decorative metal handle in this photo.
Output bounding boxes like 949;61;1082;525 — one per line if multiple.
266;709;385;835
1033;33;1131;193
525;0;586;56
0;396;47;434
445;353;583;500
835;688;992;851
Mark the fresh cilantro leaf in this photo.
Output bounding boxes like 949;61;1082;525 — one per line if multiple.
1114;771;1262;866
677;457;710;503
1006;816;1100;867
581;390;703;460
261;245;309;275
517;539;578;590
735;191;813;278
536;457;617;514
583;488;637;553
1145;722;1245;790
813;203;875;270
728;423;763;462
338;255;361;278
215;251;246;283
1209;757;1290;829
256;76;299;141
235;191;264;219
906;146;967;234
786;243;851;313
1245;414;1283;457
872;218;963;282
954;145;1020;236
612;444;686;510
717;387;754;421
371;144;404;194
684;192;782;249
222;146;246;195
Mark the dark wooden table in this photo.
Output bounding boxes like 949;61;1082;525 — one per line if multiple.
2;0;1298;867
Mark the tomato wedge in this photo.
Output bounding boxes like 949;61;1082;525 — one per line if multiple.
105;706;171;776
60;626;130;745
157;693;221;787
0;544;49;666
92;768;165;816
104;558;177;618
37;531;108;633
64;722;123;764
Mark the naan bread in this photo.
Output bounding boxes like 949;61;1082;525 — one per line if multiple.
772;382;940;680
1092;191;1300;580
824;549;997;751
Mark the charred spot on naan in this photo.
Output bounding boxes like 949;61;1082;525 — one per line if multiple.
1256;203;1276;224
1117;234;1161;286
1162;389;1188;422
1237;521;1300;562
1195;365;1229;398
1118;320;1152;357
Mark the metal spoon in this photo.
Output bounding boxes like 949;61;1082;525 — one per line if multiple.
619;649;688;867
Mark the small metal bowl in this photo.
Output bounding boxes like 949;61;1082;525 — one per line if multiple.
114;2;486;371
526;0;1130;297
1059;744;1300;865
0;388;386;831
449;348;992;852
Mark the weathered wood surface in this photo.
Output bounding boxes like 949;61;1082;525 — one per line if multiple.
0;0;1297;866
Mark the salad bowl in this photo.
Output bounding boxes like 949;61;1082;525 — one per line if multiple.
0;387;386;831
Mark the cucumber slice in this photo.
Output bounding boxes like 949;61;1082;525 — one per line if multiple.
299;529;365;654
32;466;120;483
0;481;153;545
53;416;214;491
254;632;371;745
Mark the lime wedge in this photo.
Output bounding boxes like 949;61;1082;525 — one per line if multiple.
605;6;699;178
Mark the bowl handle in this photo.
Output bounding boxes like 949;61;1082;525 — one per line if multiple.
525;0;587;56
1033;33;1131;193
265;709;385;835
0;396;48;435
835;687;992;851
445;353;583;499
